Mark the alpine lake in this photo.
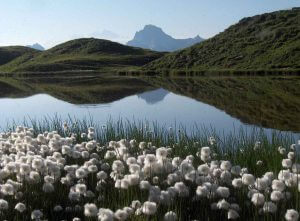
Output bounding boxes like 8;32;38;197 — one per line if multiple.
0;72;299;139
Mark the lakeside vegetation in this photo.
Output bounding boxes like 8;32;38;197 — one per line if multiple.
0;119;298;220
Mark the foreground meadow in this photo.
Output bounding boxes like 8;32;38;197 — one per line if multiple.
0;119;299;220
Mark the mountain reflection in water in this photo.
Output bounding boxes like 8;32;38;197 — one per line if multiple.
0;74;299;133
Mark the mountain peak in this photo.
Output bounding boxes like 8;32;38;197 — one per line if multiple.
143;25;164;32
26;43;45;51
127;25;203;52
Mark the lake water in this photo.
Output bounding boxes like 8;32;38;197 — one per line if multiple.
0;89;245;130
0;75;299;138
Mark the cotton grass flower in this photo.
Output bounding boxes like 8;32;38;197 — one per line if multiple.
15;202;26;213
282;159;293;168
0;125;299;220
0;199;8;210
196;185;209;197
216;186;230;198
174;182;189;197
31;210;43;220
232;178;243;188
270;190;283;202
53;205;63;212
251;193;265;206
98;208;114;221
217;199;230;210
164;211;178;221
285;209;299;221
242;174;255;186
220;161;232;171
42;182;54;193
114;209;128;220
84;203;98;217
272;180;286;192
228;209;239;219
263;201;277;214
142;201;157;215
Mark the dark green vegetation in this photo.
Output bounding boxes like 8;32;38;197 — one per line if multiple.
0;46;39;66
0;73;155;104
146;8;300;71
0;74;299;132
0;38;163;73
145;76;300;132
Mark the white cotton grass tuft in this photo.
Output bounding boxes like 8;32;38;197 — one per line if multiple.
271;191;283;202
31;210;43;220
216;186;230;198
272;180;286;192
242;173;255;186
217;199;230;210
164;211;178;221
232;178;243;188
15;202;26;213
228;209;239;219
0;125;298;220
84;203;98;217
0;199;8;210
285;209;299;221
98;208;114;221
282;159;293;168
263;202;277;214
42;182;55;193
251;193;265;206
142;201;157;215
114;209;128;220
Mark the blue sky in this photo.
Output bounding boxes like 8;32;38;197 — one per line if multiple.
0;0;299;48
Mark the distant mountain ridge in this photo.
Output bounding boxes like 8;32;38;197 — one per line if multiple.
146;8;300;70
127;25;204;52
26;43;45;51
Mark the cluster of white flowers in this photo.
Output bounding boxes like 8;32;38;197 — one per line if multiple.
0;126;298;220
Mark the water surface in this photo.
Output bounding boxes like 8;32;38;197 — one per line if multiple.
0;74;299;137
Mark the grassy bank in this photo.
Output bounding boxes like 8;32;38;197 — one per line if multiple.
0;118;299;220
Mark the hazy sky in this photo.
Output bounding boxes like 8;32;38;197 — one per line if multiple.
0;0;299;48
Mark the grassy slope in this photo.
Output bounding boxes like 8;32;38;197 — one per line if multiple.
0;46;39;66
146;8;300;71
0;38;164;73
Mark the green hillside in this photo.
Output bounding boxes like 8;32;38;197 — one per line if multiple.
0;46;39;66
0;38;164;73
146;8;300;71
